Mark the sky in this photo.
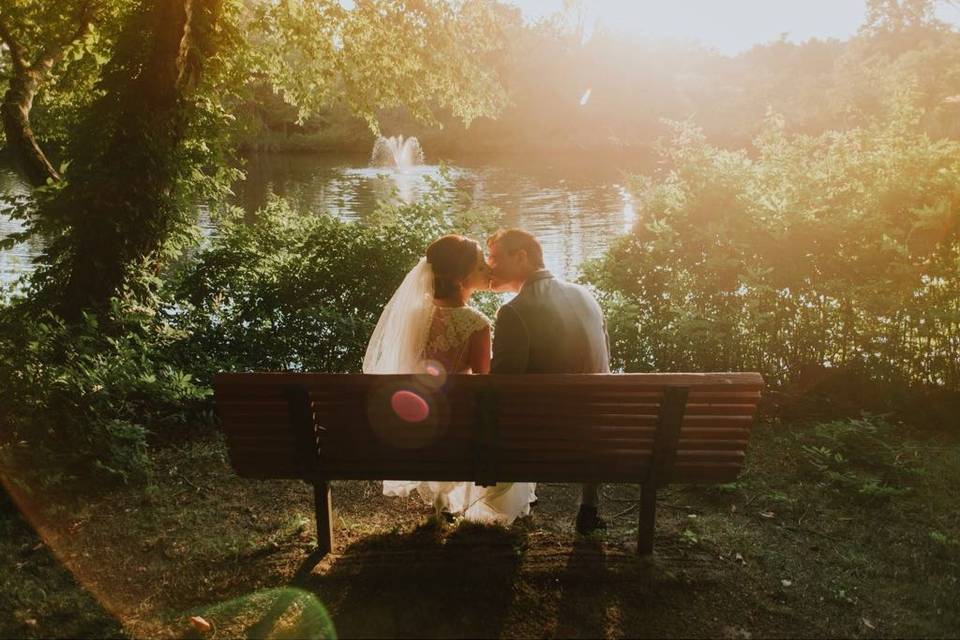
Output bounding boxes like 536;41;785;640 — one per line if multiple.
509;0;960;55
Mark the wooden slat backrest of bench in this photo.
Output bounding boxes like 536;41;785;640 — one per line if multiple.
214;372;763;485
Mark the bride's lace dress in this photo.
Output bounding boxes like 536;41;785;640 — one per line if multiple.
382;304;537;524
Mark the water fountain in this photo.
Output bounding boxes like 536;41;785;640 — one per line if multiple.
370;135;424;169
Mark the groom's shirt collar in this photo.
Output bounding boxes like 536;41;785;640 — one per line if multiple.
521;269;554;291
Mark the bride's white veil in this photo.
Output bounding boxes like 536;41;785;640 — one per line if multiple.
363;257;434;374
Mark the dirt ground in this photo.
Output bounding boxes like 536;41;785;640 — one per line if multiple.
2;419;958;639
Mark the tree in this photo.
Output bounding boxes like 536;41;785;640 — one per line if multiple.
861;0;942;35
17;0;510;318
21;0;228;317
858;0;949;55
0;1;107;186
250;0;509;131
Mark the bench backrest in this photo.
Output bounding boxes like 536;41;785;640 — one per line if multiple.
214;372;763;485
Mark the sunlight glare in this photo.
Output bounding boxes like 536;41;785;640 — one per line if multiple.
508;0;921;54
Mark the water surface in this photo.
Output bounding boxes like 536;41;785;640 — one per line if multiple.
1;150;653;286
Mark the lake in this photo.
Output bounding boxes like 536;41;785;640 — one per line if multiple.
1;150;654;286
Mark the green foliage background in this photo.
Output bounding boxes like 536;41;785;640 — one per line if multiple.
583;98;960;396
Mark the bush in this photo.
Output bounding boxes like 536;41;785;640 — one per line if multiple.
166;176;501;382
583;98;960;401
0;298;212;489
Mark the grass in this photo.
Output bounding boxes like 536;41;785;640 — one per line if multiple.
1;416;958;638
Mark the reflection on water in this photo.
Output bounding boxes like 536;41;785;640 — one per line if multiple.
0;161;35;289
235;152;650;279
2;151;650;286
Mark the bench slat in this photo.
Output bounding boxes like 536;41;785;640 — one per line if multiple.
213;371;763;385
307;461;744;484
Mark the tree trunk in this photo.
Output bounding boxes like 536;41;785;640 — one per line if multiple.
1;71;60;186
56;0;223;319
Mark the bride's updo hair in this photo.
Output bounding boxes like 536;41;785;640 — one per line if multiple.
426;235;480;299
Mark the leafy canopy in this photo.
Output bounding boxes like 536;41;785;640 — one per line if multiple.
246;0;509;131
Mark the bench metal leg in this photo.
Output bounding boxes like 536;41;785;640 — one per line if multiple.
314;481;333;557
639;386;688;555
638;483;657;555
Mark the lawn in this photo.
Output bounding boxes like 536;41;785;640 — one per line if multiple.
2;416;958;638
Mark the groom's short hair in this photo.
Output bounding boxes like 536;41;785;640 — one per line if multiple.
488;229;545;268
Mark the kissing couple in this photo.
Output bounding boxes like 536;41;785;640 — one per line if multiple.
363;229;610;535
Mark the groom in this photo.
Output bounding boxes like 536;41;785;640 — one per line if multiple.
486;228;610;535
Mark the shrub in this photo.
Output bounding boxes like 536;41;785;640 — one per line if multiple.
583;98;960;402
0;298;211;489
166;176;501;382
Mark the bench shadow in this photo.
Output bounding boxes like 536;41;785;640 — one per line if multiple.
291;520;527;639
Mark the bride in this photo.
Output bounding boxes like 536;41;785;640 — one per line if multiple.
363;234;536;525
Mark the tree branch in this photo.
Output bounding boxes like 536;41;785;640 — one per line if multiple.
0;14;29;73
34;0;96;73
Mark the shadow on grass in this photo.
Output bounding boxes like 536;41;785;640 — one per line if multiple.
556;536;608;638
0;490;128;639
297;519;528;638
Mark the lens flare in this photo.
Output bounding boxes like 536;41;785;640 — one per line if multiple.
390;389;430;423
368;379;448;449
183;587;336;639
419;359;448;389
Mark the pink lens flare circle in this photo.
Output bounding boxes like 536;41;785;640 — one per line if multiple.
418;359;448;389
390;389;431;423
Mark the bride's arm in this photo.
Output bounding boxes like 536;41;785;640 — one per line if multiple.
467;326;492;374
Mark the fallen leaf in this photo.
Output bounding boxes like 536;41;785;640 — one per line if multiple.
862;618;876;630
188;616;211;633
721;624;753;639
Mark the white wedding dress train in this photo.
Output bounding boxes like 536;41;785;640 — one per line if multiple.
382;479;537;525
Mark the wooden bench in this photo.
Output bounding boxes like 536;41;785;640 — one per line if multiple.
214;372;763;557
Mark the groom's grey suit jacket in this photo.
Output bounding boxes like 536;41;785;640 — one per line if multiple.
491;269;610;374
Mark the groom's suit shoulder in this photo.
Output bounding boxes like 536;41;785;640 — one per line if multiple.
493;272;609;374
509;275;601;312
